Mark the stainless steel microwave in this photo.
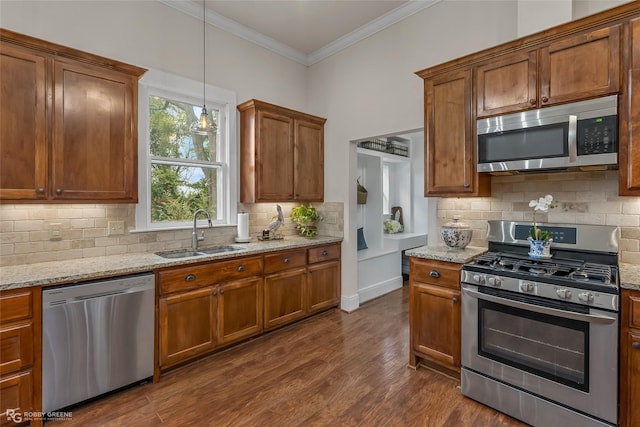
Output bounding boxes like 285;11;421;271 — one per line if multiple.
477;95;618;174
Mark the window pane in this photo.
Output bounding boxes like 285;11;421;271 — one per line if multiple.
149;95;219;161
151;163;219;222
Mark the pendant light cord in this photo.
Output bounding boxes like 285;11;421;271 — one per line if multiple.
202;0;206;103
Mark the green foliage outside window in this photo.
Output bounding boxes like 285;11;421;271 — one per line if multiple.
148;96;219;222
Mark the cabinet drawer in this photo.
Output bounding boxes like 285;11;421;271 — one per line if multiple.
0;323;33;375
0;290;33;324
264;250;306;274
628;294;640;329
410;258;461;289
308;244;340;264
159;256;263;295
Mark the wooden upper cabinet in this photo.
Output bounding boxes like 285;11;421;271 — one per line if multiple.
540;25;620;106
423;68;490;197
476;25;621;119
51;59;138;201
293;118;324;201
476;50;538;118
0;29;145;203
0;43;47;201
620;17;640;196
238;99;326;203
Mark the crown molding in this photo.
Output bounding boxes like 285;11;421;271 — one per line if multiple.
158;0;441;67
307;0;441;65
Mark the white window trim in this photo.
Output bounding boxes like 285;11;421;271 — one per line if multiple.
135;69;237;231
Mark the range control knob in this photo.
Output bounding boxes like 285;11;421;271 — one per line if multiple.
473;275;486;285
520;282;534;293
487;277;501;287
578;292;595;303
556;289;572;299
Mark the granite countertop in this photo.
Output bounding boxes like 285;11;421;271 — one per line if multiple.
0;236;342;291
620;263;640;291
405;245;487;264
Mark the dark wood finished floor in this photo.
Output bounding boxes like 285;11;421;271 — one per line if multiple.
48;285;527;426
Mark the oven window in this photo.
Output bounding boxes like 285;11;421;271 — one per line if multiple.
478;299;589;392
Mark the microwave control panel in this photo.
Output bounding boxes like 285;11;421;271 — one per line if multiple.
577;115;617;155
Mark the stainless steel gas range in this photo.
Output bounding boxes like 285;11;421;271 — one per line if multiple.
461;221;620;427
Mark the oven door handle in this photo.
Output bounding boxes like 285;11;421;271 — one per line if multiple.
462;287;617;324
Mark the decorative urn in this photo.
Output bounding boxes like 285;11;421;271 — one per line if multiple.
440;216;472;250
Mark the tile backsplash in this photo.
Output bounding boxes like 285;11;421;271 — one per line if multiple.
0;202;343;267
437;171;640;264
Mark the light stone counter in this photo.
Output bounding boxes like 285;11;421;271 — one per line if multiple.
0;236;342;290
620;263;640;291
404;245;487;264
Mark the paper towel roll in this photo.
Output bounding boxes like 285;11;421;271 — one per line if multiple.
236;212;250;242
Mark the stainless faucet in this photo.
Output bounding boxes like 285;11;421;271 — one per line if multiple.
192;209;213;250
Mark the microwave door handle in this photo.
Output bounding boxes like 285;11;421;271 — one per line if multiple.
568;114;578;163
462;287;617;324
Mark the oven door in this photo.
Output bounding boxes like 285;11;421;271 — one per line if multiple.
461;284;618;424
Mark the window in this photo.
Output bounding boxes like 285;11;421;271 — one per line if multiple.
136;70;237;230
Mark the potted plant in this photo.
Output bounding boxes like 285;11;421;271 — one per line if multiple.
290;204;321;238
528;194;556;258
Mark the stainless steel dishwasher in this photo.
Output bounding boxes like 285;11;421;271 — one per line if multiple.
42;273;154;413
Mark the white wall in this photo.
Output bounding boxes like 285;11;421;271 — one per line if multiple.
308;0;519;309
0;0;309;113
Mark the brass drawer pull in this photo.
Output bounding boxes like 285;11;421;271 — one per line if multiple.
237;265;245;272
185;274;196;282
429;270;440;278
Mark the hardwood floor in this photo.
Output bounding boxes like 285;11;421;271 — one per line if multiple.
47;285;527;426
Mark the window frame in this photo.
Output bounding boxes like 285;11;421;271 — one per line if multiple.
136;69;237;231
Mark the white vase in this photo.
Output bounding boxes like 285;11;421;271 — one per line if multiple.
528;237;552;258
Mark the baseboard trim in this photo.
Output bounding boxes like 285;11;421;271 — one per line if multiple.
358;275;403;304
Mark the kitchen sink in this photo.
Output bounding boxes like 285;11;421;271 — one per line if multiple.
155;245;244;259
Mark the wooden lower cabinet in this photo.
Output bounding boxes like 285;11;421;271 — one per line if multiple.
307;261;340;314
0;287;41;427
217;277;262;345
159;287;217;369
264;268;306;329
158;243;341;372
620;288;640;427
409;258;461;376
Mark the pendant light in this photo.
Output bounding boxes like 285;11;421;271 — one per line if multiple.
190;0;215;136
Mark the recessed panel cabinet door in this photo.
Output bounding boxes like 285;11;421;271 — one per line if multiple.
255;110;294;201
264;268;306;329
217;277;263;345
51;59;137;202
539;25;620;106
159;288;217;369
476;50;538;118
0;44;47;201
425;68;487;196
306;261;339;313
294;119;324;201
621;17;640;196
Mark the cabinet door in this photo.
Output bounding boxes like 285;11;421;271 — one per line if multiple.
264;268;306;329
620;17;640;196
159;287;217;369
0;44;47;201
294;118;324;201
620;330;640;427
425;68;488;196
51;59;137;202
539;25;620;106
217;277;263;346
410;282;461;372
476;50;537;117
307;261;340;313
0;371;33;425
255;109;294;201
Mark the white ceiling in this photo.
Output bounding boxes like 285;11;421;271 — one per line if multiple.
159;0;441;66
